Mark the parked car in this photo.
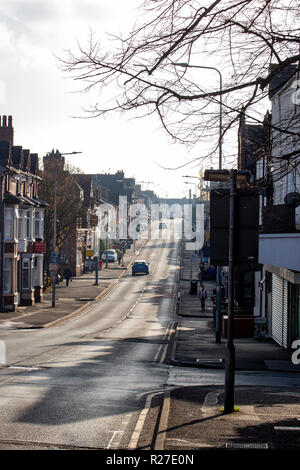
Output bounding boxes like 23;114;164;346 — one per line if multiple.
101;249;118;262
132;260;150;275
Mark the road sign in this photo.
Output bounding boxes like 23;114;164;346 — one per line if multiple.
49;263;58;272
51;252;58;263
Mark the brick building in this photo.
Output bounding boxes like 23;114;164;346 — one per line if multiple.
0;116;46;311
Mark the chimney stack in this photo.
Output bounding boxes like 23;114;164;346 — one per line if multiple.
0;115;14;146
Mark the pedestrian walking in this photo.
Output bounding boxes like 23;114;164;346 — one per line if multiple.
63;268;72;287
199;284;207;312
117;250;122;265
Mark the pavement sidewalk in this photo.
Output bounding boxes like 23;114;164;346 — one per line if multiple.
0;238;146;329
155;244;300;451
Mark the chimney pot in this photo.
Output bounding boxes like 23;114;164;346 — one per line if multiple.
2;116;7;127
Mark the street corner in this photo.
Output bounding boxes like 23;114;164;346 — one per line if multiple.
163;385;300;450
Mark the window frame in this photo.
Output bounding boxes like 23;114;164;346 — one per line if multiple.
22;258;31;290
4;207;14;241
3;257;13;294
33;209;44;239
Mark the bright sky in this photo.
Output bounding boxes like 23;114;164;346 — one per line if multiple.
0;0;222;198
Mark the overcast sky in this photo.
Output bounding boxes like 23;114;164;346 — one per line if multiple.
0;0;217;198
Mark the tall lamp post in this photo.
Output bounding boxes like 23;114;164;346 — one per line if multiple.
50;150;82;308
204;169;249;414
174;62;223;343
183;180;198;198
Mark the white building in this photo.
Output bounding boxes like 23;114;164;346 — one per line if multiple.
258;66;300;349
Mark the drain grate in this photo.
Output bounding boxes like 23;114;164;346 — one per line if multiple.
226;443;268;449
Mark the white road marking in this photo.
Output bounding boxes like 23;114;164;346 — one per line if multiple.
154;345;163;363
106;431;123;449
128;392;158;449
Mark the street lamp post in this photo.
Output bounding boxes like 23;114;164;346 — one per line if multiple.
224;169;236;414
184;181;198;198
204;168;249;414
174;62;223;343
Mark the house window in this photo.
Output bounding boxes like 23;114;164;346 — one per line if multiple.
16;209;32;240
34;210;44;238
22;258;30;290
24;210;31;239
32;256;39;287
17;209;24;239
4;208;14;240
3;258;12;293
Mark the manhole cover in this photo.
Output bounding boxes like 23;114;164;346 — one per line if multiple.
225;443;268;449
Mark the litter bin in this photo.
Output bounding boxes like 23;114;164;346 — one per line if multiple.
190;279;198;295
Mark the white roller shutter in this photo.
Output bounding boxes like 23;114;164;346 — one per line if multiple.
272;274;288;348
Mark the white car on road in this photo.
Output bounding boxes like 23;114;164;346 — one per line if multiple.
101;250;118;262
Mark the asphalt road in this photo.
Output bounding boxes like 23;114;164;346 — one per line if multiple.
0;238;181;450
1;234;300;451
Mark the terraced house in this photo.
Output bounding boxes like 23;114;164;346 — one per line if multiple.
0;116;47;312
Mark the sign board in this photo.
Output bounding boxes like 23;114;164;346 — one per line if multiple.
51;252;58;263
86;249;94;257
210;188;259;266
49;263;58;272
33;242;46;254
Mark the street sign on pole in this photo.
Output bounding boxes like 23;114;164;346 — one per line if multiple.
49;263;58;272
51;252;58;264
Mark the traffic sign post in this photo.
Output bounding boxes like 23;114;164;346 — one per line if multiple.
51;252;58;264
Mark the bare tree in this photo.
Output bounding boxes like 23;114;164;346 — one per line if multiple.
38;161;85;269
59;0;300;173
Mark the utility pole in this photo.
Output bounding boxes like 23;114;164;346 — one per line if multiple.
51;177;57;308
224;169;236;414
94;255;99;285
